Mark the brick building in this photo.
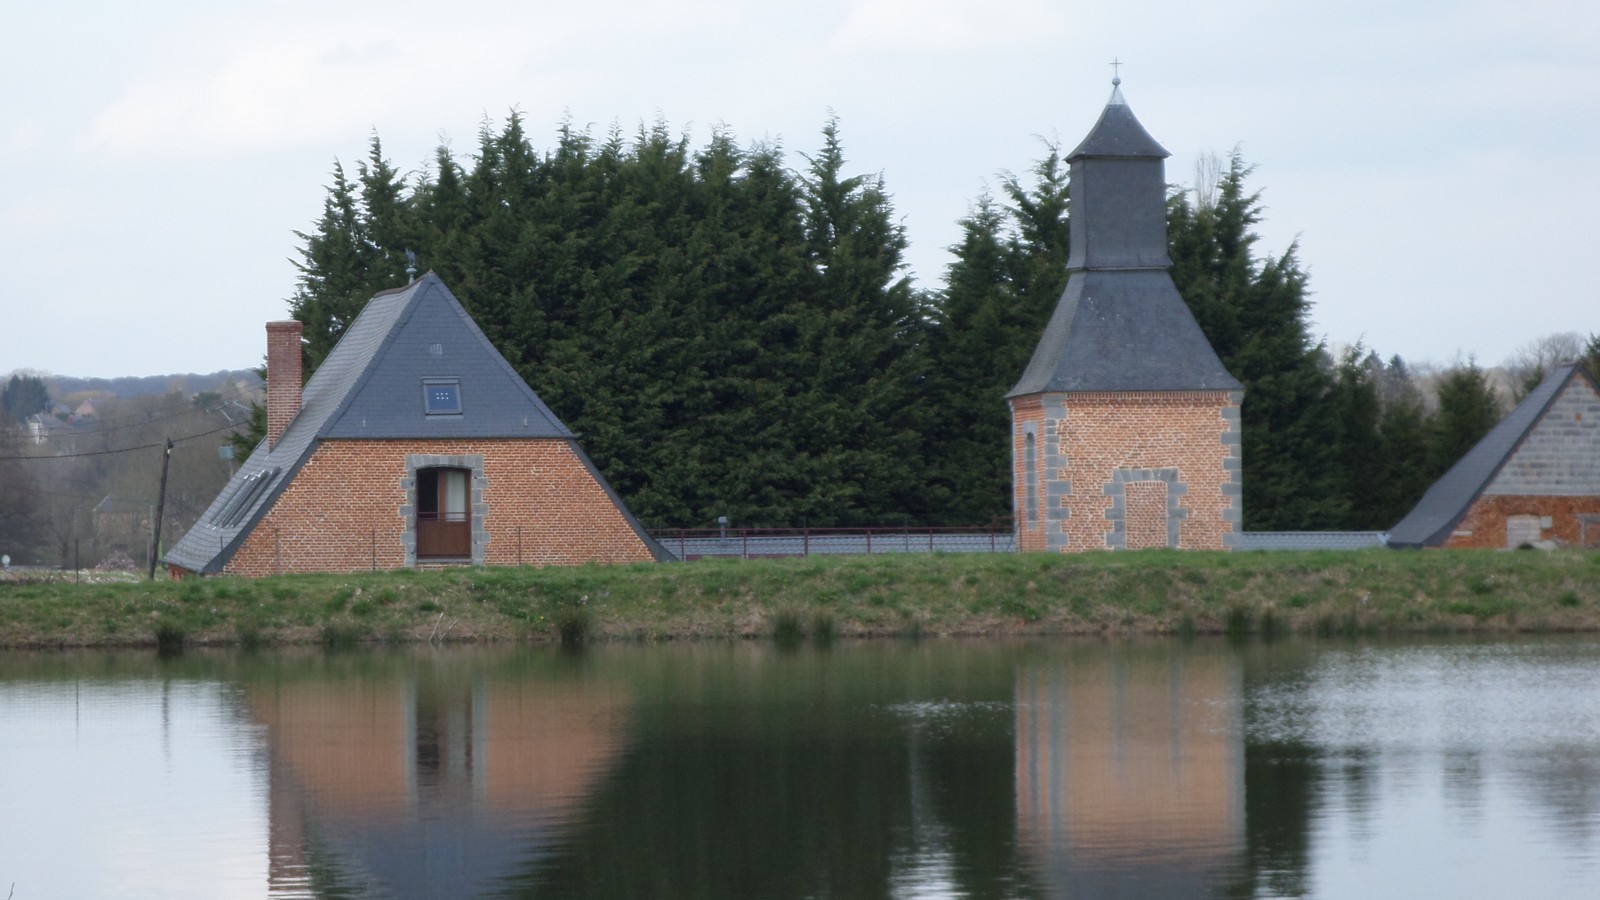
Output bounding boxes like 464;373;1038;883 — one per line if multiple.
165;273;668;576
1389;364;1600;549
1007;81;1244;551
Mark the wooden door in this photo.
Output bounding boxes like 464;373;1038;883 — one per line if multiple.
417;468;471;559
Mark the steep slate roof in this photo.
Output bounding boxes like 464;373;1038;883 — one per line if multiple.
1388;364;1598;548
1010;271;1242;393
166;273;666;573
1009;84;1241;397
1067;82;1169;160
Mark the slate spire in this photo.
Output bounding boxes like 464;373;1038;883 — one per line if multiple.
1009;81;1241;395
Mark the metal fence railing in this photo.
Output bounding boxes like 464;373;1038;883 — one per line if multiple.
1235;531;1389;551
650;527;1400;560
651;526;1016;561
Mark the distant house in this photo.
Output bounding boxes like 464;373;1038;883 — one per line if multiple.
24;414;51;444
164;273;669;576
1389;364;1600;548
25;413;71;446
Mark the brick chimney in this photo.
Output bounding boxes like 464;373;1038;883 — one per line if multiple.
265;321;303;450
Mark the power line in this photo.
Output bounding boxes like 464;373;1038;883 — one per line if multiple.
0;422;245;462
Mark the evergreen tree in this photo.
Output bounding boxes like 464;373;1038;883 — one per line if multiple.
921;147;1070;524
1430;359;1503;476
355;136;418;276
1326;347;1382;528
1582;333;1600;383
772;117;928;524
922;198;1016;523
283;115;929;528
229;402;267;459
1;373;49;424
1375;409;1432;526
998;147;1072;323
1167;152;1339;530
290;161;379;370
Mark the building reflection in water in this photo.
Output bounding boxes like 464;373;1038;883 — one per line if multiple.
1015;647;1246;896
246;667;628;897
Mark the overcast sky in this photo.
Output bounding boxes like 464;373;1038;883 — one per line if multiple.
3;0;1595;379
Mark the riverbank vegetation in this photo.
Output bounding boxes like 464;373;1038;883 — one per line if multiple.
2;550;1598;650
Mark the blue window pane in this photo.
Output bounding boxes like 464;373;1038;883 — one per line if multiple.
424;382;461;414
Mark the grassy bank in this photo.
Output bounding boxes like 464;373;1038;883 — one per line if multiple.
2;549;1599;649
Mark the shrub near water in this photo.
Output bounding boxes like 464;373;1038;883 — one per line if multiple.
772;607;805;648
154;623;186;654
557;606;591;647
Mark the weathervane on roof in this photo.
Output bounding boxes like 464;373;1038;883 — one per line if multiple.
404;249;418;284
1110;57;1123;86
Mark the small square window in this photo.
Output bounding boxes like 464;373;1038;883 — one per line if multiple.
424;379;462;415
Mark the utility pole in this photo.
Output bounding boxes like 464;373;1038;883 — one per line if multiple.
148;439;173;581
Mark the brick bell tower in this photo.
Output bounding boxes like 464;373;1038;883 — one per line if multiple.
1007;77;1244;551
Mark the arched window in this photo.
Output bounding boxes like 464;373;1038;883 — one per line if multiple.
416;467;471;559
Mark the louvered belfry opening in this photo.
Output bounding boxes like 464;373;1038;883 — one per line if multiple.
416;467;471;559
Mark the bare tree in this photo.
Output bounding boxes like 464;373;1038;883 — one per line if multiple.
0;423;43;562
1504;331;1585;401
1191;151;1224;211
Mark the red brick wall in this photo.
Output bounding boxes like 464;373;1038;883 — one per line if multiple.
1060;393;1236;551
223;438;656;576
1011;396;1047;552
1012;391;1239;552
1441;495;1600;549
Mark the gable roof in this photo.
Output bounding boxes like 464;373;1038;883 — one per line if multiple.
166;274;666;573
1388;364;1600;547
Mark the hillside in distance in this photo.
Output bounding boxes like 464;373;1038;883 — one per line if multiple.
43;369;262;401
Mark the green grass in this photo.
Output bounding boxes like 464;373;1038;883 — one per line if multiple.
1;548;1599;648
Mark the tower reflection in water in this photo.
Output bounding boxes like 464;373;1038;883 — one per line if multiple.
1015;646;1246;896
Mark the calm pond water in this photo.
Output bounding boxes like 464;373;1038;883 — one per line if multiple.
3;637;1600;899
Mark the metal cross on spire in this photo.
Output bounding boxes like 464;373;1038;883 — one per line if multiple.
1110;57;1123;86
